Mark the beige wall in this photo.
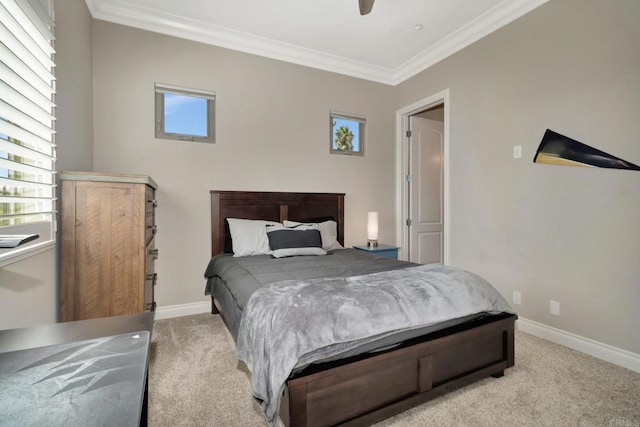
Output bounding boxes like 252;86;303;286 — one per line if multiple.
396;0;640;353
91;21;396;308
56;0;94;173
7;0;637;358
0;0;94;330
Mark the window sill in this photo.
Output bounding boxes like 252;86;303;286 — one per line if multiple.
0;240;56;268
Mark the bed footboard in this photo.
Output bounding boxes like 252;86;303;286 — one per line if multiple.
280;313;516;427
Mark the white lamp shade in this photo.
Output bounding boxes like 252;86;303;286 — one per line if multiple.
367;212;378;241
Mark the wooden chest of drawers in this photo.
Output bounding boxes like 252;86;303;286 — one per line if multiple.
60;171;158;321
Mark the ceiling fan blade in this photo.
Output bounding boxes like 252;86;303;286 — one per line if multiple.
359;0;375;15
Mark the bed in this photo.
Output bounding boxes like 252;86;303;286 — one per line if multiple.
205;190;517;427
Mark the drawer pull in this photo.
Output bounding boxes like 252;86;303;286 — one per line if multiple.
149;248;159;259
147;225;157;232
148;199;158;208
146;273;157;281
145;302;156;311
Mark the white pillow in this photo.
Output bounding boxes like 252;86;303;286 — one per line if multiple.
227;218;280;257
270;247;327;258
280;222;319;231
283;220;344;251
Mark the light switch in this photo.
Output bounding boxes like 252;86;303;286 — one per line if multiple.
513;146;522;159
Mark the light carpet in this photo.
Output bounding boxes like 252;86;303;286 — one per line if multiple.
149;313;640;426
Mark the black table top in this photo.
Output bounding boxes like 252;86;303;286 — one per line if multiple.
0;313;154;426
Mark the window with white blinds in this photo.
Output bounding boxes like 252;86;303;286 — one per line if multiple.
0;0;55;263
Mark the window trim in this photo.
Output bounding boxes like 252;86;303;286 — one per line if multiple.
0;239;55;268
154;83;216;143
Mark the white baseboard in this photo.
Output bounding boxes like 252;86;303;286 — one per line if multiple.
154;301;211;320
517;317;640;373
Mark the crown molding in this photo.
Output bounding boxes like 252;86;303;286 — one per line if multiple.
85;0;394;84
85;0;549;86
390;0;550;85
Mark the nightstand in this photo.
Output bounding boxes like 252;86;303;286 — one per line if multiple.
353;244;400;260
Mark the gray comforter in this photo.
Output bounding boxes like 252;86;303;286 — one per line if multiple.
204;249;415;339
237;263;515;425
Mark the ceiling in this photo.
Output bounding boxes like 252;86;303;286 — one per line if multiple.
85;0;548;85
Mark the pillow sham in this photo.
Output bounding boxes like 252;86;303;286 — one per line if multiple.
266;224;327;258
283;220;343;251
227;218;281;257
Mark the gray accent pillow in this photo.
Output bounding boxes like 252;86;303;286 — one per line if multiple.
266;224;327;258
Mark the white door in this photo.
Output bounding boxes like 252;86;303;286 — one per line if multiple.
408;115;444;264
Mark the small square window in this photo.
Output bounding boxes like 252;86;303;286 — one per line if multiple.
155;84;216;143
330;112;365;156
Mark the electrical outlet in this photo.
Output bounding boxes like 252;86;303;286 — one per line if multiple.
513;291;521;305
513;145;522;159
550;300;560;316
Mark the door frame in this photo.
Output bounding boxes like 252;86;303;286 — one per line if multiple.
395;89;450;264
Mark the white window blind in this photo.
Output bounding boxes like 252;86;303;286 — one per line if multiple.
0;0;55;263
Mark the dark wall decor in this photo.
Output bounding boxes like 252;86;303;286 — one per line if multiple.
534;129;640;171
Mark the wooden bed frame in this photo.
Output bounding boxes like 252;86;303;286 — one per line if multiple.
209;190;517;427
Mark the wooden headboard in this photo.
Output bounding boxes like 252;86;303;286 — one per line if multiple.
210;191;345;256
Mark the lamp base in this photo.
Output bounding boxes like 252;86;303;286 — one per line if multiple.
367;240;378;248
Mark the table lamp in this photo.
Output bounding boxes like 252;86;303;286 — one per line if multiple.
367;212;378;247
